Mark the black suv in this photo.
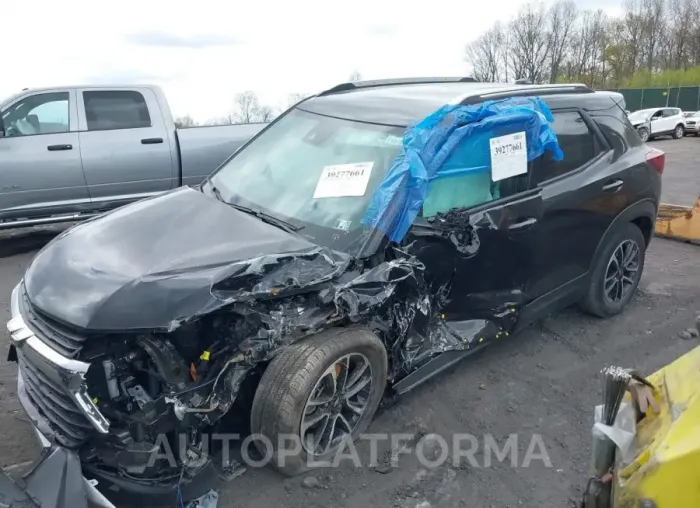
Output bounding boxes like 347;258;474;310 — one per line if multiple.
7;78;663;504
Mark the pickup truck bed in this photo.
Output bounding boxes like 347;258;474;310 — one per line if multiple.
0;85;266;229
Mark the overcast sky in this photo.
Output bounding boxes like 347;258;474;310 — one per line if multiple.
4;0;623;122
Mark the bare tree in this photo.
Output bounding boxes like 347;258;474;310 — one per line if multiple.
509;4;552;83
547;0;578;82
232;91;261;124
466;24;506;81
462;0;700;89
174;114;197;128
642;0;666;72
256;105;276;122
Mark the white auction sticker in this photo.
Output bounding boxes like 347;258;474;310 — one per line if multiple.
489;131;528;182
313;162;374;199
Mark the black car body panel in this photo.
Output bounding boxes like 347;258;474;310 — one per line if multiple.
7;80;662;505
24;186;346;331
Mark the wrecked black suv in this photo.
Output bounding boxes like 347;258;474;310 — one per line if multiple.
7;78;662;503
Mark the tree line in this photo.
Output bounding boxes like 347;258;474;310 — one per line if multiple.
174;70;363;128
465;0;700;90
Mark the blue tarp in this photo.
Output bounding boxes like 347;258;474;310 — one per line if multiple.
361;97;564;243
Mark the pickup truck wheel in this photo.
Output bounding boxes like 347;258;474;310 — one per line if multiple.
673;124;685;139
637;127;649;142
250;327;387;476
581;222;646;318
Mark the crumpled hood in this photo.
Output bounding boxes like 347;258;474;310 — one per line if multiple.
24;187;351;331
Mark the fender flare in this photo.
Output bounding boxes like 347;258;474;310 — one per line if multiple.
589;198;657;272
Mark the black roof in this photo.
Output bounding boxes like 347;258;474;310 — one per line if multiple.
299;79;619;126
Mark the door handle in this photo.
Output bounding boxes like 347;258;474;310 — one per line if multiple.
508;217;538;230
141;137;163;144
47;144;72;151
602;179;623;192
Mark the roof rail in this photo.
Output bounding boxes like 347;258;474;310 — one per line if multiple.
453;83;593;105
318;76;479;96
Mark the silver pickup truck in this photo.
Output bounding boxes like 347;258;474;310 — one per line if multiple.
0;85;266;229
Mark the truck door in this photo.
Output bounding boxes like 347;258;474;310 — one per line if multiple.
0;90;89;221
77;88;175;206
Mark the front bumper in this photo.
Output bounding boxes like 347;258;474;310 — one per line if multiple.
8;283;216;506
7;282;115;507
684;123;699;132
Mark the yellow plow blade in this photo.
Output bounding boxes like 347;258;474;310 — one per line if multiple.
655;194;700;243
614;345;700;508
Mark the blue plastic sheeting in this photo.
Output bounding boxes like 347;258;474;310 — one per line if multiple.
361;97;563;243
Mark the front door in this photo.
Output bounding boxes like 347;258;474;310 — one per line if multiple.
0;90;89;221
649;109;665;134
407;160;543;330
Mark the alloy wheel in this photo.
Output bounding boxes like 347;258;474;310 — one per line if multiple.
639;129;649;142
604;239;640;304
675;125;684;138
300;353;373;456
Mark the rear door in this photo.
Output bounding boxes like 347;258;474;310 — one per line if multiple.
663;108;682;132
77;88;176;206
526;104;635;306
0;90;89;220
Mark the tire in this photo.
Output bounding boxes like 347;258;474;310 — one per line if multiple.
673;124;685;139
637;127;649;142
250;327;388;476
580;222;646;318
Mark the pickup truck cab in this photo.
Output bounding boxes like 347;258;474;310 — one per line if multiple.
0;85;266;229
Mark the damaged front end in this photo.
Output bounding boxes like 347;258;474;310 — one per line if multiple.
6;239;440;504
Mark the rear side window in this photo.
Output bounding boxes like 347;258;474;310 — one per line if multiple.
83;91;151;131
663;108;680;117
531;111;604;184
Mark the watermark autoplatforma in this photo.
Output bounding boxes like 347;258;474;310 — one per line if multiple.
148;432;553;470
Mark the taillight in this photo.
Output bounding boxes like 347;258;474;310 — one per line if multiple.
646;148;665;174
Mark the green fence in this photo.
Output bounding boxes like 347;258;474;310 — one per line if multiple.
607;86;700;112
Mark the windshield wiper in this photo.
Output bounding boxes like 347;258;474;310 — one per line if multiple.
229;203;305;233
202;182;304;233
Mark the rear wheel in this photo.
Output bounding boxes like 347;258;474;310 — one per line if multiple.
581;222;646;318
250;327;387;476
673;124;685;139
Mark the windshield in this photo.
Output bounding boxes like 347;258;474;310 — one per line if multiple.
209;108;405;255
628;109;654;122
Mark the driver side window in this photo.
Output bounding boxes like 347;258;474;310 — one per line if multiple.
422;134;530;217
2;92;70;137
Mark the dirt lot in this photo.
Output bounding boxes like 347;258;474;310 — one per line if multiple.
0;137;698;508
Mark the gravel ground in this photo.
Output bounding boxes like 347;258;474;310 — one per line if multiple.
0;138;698;508
652;136;700;206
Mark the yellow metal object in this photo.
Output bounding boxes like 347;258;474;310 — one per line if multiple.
200;350;211;361
613;345;700;508
655;194;700;243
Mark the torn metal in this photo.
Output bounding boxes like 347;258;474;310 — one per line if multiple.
6;95;562;504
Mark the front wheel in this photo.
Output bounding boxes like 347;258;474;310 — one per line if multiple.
673;124;685;139
580;222;646;318
638;127;650;142
250;327;388;476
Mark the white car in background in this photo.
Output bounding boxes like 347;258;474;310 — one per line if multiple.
683;111;700;135
627;107;685;142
